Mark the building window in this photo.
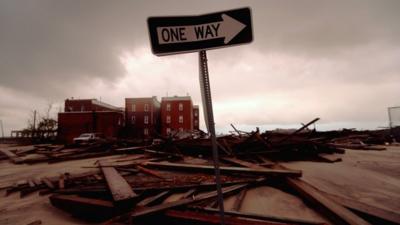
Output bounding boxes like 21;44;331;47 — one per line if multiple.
179;115;183;123
166;128;171;134
144;104;149;112
132;104;136;112
194;111;198;117
166;103;171;111
81;105;85;111
166;115;171;124
179;103;183;111
144;128;149;135
131;115;135;124
144;115;149;124
194;120;198;125
179;127;183;132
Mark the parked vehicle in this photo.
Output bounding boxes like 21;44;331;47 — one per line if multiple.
73;133;104;144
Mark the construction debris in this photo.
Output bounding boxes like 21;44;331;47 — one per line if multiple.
2;123;400;225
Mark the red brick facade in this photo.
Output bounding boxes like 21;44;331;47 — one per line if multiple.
160;96;193;136
125;97;160;138
58;111;123;143
65;99;120;112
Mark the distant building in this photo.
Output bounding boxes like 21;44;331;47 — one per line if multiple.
125;97;161;138
58;98;123;143
65;99;120;112
193;105;200;130
160;96;193;135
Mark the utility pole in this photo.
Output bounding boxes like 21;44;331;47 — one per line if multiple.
0;119;4;138
33;110;37;138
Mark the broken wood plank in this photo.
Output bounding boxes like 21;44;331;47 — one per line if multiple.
49;194;115;220
137;191;171;207
317;153;342;163
42;178;55;190
99;161;137;204
232;188;247;211
58;174;65;189
136;165;164;179
191;207;327;225
143;161;302;177
132;182;254;218
322;191;400;225
285;177;371;225
0;149;24;164
26;220;42;225
222;158;370;225
164;209;299;225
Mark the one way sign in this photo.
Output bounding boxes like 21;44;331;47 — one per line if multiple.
147;8;253;56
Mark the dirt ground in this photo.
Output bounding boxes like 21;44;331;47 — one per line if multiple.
0;144;399;225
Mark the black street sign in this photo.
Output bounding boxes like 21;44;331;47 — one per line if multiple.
147;8;253;56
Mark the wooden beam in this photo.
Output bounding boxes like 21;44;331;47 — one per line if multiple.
164;209;297;225
99;161;137;204
222;157;370;225
232;189;247;211
0;149;24;164
143;162;302;177
193;207;327;225
132;183;252;218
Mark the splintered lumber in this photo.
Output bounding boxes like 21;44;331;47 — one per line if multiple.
285;177;371;225
277;118;320;143
49;194;115;220
132;183;252;218
26;220;42;225
317;153;342;163
164;209;298;225
137;191;171;207
322;191;400;225
222;158;369;225
222;157;263;169
136;165;164;179
192;207;326;225
0;149;24;164
232;189;247;211
42;178;55;190
99;162;137;204
143;162;302;177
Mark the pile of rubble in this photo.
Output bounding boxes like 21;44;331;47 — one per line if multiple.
1;119;399;225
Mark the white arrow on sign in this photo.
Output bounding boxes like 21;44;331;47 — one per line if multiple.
156;14;246;45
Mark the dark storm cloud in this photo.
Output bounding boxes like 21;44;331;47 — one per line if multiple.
0;0;399;134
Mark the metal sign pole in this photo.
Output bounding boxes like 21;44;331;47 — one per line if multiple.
198;50;225;225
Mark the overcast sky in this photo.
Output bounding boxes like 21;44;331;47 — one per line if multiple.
1;0;399;135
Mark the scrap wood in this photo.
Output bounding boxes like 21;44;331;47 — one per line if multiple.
221;157;370;225
136;165;165;179
329;143;386;151
131;182;252;218
191;207;327;225
164;209;300;225
50;194;115;220
0;148;24;164
99;161;138;204
321;191;400;225
26;220;42;225
276;118;320;143
42;177;55;190
137;190;171;207
232;188;247;211
284;177;371;225
143;161;302;177
317;153;342;163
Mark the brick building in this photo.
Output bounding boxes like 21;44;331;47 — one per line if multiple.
125;97;160;138
193;105;200;130
58;99;123;143
160;96;194;135
65;98;120;112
